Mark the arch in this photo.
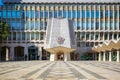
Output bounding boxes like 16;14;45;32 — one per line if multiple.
28;46;38;60
14;46;24;61
0;46;10;61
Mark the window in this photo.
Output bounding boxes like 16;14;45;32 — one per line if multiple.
63;10;66;18
17;32;21;40
54;10;57;18
13;32;16;40
31;32;34;40
12;10;16;18
96;10;99;18
68;10;71;18
22;32;25;40
26;32;30;40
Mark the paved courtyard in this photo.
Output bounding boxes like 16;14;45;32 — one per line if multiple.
0;61;120;80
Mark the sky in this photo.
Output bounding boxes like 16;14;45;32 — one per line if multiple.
0;0;3;5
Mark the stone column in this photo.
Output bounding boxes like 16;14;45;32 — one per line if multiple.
98;52;101;61
67;53;71;61
109;51;112;62
103;52;106;61
64;53;67;61
38;47;42;60
24;46;28;60
10;47;14;61
117;50;120;62
50;53;55;61
6;48;9;61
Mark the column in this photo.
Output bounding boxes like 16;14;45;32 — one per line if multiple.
6;48;9;61
109;51;112;62
50;53;55;61
94;53;97;60
103;52;106;61
38;48;42;60
24;46;28;60
10;47;14;61
98;53;101;61
117;50;120;62
64;53;68;61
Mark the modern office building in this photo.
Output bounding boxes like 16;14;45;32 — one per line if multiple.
0;0;120;61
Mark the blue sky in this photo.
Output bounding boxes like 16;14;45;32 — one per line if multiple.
0;0;3;5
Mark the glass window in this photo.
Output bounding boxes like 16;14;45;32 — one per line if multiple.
12;10;16;18
17;32;21;40
31;32;34;40
8;32;11;40
3;10;6;18
96;10;99;18
22;32;25;40
72;10;76;18
30;21;34;30
26;11;30;18
110;10;113;18
40;21;43;30
25;21;29;30
35;11;39;18
26;32;30;40
86;10;90;18
105;10;108;17
35;21;39;30
91;10;94;18
7;10;11;18
77;10;80;18
54;10;57;18
17;11;21;18
36;32;39;40
40;11;43;18
58;10;62;17
91;22;94;30
63;10;66;18
13;32;16;40
0;11;1;17
49;11;52;18
82;22;85;30
21;21;24;30
30;10;34;18
82;10;85;18
44;11;48;18
68;10;71;18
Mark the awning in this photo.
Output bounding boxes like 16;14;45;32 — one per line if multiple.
46;46;76;53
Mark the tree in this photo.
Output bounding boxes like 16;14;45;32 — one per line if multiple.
0;20;10;52
0;20;10;42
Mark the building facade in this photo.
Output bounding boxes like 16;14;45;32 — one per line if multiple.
0;0;120;61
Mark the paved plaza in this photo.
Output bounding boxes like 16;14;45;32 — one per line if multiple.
0;61;120;80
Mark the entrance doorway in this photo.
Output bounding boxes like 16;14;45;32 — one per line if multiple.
0;46;10;61
14;46;24;61
28;46;38;60
57;51;64;61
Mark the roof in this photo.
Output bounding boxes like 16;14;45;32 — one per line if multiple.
46;46;76;53
2;0;120;4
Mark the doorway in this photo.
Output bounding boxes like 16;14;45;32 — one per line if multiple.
28;46;38;60
57;51;64;61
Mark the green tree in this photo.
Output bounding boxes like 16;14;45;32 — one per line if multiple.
0;20;10;42
0;20;10;52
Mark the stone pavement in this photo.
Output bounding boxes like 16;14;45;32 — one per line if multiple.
0;61;120;80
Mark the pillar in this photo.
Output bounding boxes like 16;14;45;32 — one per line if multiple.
117;50;120;62
103;52;106;61
10;47;14;61
64;53;68;61
38;48;42;60
6;48;9;61
50;53;55;61
24;46;28;60
98;53;101;61
109;51;112;62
